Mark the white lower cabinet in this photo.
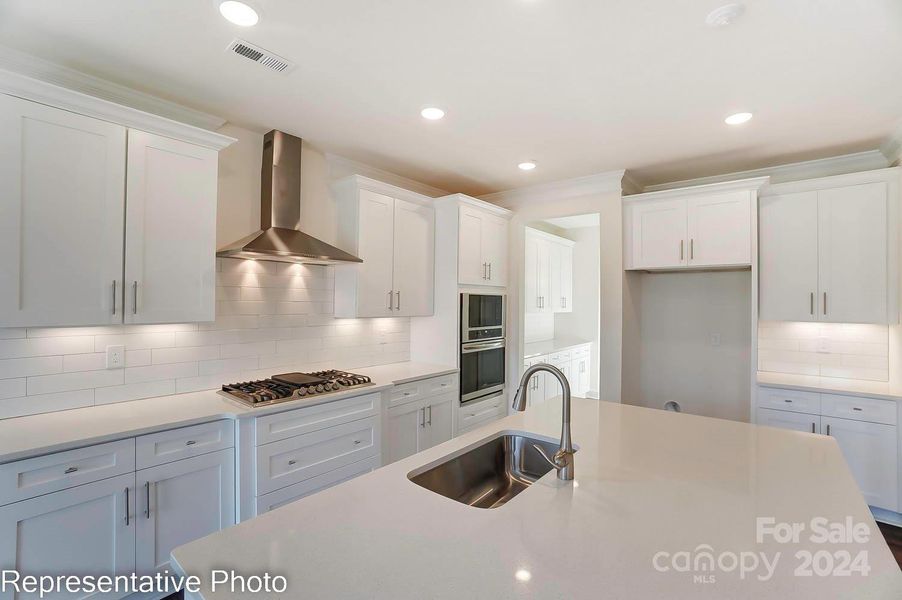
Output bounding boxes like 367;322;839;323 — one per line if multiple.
756;387;899;512
458;394;506;434
523;343;592;402
0;473;135;600
256;456;379;515
821;417;898;511
136;449;235;574
386;392;454;464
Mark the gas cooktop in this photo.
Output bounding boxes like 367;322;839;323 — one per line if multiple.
219;370;373;407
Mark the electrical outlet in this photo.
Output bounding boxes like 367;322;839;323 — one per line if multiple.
106;345;125;369
710;333;721;346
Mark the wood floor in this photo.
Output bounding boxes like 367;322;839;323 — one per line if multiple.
878;522;902;569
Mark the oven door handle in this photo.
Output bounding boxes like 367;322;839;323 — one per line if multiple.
461;341;505;354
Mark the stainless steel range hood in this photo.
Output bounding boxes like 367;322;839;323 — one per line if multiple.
216;130;363;265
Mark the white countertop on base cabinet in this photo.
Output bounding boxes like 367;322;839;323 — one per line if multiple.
172;399;902;599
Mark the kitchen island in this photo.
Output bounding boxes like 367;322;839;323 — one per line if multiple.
172;398;902;599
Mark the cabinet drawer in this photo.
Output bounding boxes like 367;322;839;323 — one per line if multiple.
571;346;590;359
136;420;233;470
757;387;820;415
458;395;506;431
757;408;820;434
422;374;457;396
388;381;423;408
549;351;571;364
256;392;379;445
821;394;897;425
256;416;379;495
0;439;135;506
255;456;379;515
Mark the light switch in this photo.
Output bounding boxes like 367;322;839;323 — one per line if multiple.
106;345;125;369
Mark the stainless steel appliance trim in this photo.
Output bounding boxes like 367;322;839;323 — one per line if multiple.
461;340;505;354
460;387;505;405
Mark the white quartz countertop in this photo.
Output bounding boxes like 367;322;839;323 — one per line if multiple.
0;362;456;464
523;337;590;359
757;371;902;402
171;399;902;599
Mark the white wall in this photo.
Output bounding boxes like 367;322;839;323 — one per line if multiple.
553;226;601;393
626;271;751;422
0;124;423;420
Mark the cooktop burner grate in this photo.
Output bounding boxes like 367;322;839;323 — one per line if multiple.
220;370;373;407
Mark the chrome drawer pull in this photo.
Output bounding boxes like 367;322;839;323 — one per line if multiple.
784;399;792;403
852;407;862;412
125;487;130;526
353;440;361;445
185;440;197;446
288;459;297;466
144;481;151;519
64;466;78;474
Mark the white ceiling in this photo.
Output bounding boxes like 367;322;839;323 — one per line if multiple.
1;0;900;195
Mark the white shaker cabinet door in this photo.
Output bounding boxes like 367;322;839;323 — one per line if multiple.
482;213;508;286
136;449;235;575
0;473;136;600
124;130;218;324
0;94;126;327
686;191;751;267
630;198;687;269
553;242;573;312
458;205;485;285
421;393;454;451
524;233;541;314
817;182;888;324
354;189;396;317
392;198;434;316
759;191;819;322
822;417;898;511
386;400;424;464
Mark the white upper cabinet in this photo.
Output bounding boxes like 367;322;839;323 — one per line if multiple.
0;88;232;328
125;131;218;324
458;204;509;287
624;179;764;271
759;191;819;321
333;176;435;318
0;94;127;327
525;228;574;314
759;170;899;324
629;197;687;270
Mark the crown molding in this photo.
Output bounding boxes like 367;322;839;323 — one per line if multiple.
331;174;436;207
326;153;449;198
478;169;627;207
620;171;643;195
0;45;227;131
437;193;513;218
880;122;902;167
640;150;890;193
623;176;770;203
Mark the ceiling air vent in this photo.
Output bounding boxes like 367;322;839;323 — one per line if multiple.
226;39;295;74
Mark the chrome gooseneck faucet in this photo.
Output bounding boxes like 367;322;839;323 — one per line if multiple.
512;363;575;481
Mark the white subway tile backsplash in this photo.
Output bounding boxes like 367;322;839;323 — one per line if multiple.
0;259;411;419
758;321;889;381
0;356;63;379
27;370;124;395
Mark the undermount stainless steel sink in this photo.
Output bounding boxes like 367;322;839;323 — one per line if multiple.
408;433;563;509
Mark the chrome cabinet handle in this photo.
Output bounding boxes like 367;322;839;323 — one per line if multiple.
112;280;117;315
680;240;684;260
125;487;130;526
488;263;492;280
810;292;814;316
826;424;831;436
185;440;196;446
288;459;297;466
419;408;426;428
811;422;816;433
132;281;138;315
482;263;487;279
690;239;694;260
852;407;862;412
64;466;78;474
144;481;151;518
396;291;401;311
784;399;793;403
823;292;827;316
427;405;432;426
353;440;361;445
388;290;393;310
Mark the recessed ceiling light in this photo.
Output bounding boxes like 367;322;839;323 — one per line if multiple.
421;107;445;120
219;1;259;26
724;112;753;125
515;569;532;582
706;3;745;27
518;161;537;171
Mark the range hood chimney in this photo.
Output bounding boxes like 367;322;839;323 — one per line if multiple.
216;130;363;265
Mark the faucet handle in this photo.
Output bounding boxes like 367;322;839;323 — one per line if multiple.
532;444;576;480
532;444;563;469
